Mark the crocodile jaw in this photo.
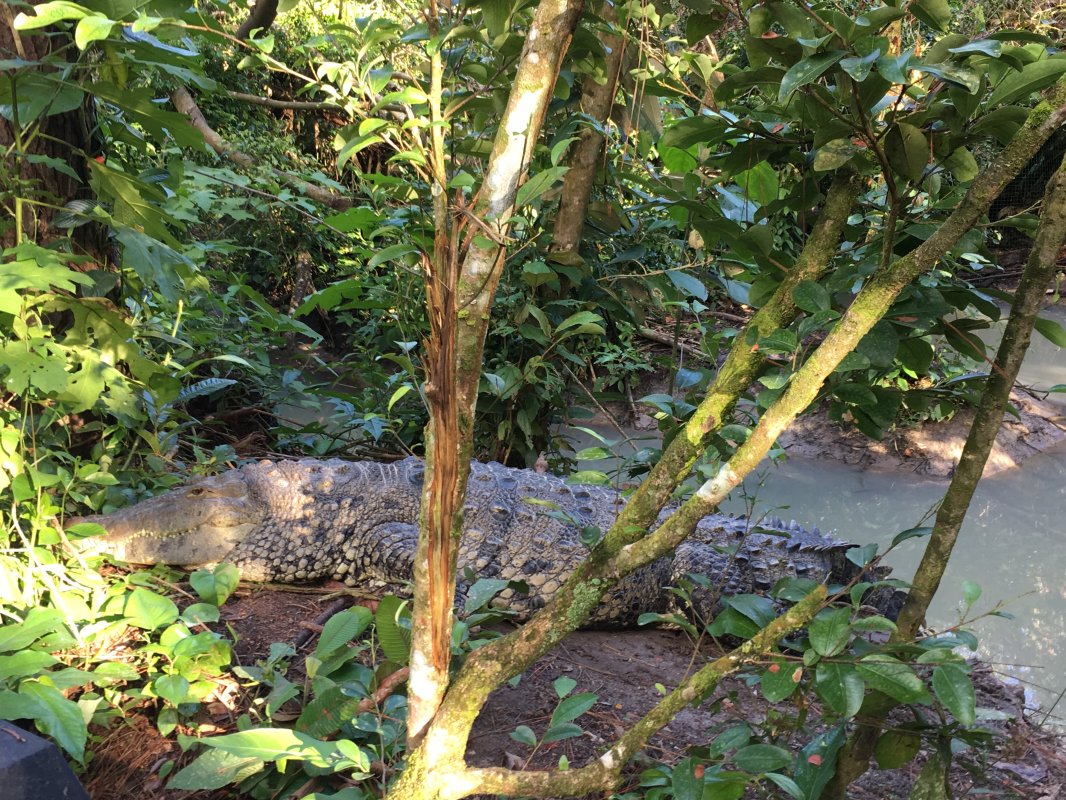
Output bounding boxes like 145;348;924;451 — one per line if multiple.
71;471;264;567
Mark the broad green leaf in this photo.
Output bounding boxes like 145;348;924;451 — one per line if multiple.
809;608;851;657
0;650;59;680
723;594;776;627
509;725;536;746
13;1;90;28
961;579;982;607
815;662;865;718
779;52;846;101
153;674;191;706
734;743;792;774
909;749;951;800
375;595;411;663
988;58;1066;108
760;659;801;702
189;563;240;606
123;588;179;630
463;578;511;614
19;681;87;761
0;608;64;653
549;692;597;726
793;280;830;313
666;269;708;301
932;664;976;726
671;757;703;800
315;607;372;656
944;148;979;181
813;139;861;171
736;162;778;207
910;0;950;31
856;655;928;703
916;63;980;93
885;122;929;181
168;749;265;790
74;15;113;48
874;730;920;768
553;675;577;698
542;722;583;743
190;728;351;768
515;166;568;208
1035;316;1066;347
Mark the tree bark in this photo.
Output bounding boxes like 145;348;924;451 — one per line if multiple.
235;0;279;40
1;2;97;249
548;0;626;260
405;0;586;745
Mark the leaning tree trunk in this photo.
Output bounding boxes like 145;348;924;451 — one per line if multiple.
1;1;97;250
827;132;1066;800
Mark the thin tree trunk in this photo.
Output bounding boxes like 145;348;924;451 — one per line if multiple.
235;0;279;40
827;133;1066;800
549;0;625;260
405;0;586;745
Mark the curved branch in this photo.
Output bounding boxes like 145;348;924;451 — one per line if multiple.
235;0;279;40
170;86;352;210
226;90;344;111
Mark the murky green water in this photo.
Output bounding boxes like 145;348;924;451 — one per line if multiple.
572;305;1066;723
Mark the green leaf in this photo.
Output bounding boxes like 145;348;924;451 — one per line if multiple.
910;748;952;799
671;757;703;800
553;675;577;698
893;526;933;546
723;594;776;627
509;725;536;746
761;659;801;702
515;166;568;208
736;162;778;206
74;15;113;48
189;563;240;606
666;270;708;301
988;58;1066;108
0;650;59;680
885;122;929;181
932;664;976;726
542;722;583;743
779;52;846;101
19;681;87;761
813;139;861;172
944;148;979;182
463;578;512;614
809;608;852;657
910;0;950;31
815;662;865;718
734;743;792;774
1035;316;1066;347
549;692;597;726
764;772;804;800
0;608;64;653
961;579;982;607
191;728;351;767
375;595;411;663
168;749;265;790
793;280;830;313
874;730;920;768
857;655;928;703
153;674;191;706
556;310;605;334
123;588;178;630
315;607;373;657
13;1;89;28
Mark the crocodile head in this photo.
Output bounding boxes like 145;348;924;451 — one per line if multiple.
70;470;263;567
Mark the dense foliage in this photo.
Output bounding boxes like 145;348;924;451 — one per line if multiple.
2;0;1065;796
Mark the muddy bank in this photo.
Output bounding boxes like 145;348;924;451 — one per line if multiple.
779;390;1066;478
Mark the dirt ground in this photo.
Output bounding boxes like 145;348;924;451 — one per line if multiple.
81;588;1066;800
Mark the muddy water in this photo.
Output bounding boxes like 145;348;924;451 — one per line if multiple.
573;306;1066;722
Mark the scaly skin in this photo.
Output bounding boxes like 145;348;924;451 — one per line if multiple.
73;458;891;624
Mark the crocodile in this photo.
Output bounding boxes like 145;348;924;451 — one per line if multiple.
72;457;897;624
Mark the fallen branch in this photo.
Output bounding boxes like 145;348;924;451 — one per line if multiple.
171;86;353;210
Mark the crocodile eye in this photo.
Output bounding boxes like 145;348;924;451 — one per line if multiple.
188;487;205;497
